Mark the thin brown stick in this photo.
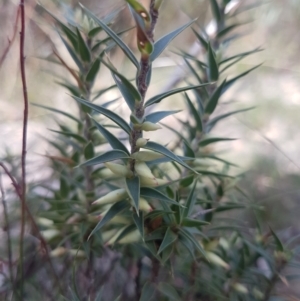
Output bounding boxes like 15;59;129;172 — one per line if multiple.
0;7;20;70
19;1;28;297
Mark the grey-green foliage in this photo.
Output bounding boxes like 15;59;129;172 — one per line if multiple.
1;0;298;300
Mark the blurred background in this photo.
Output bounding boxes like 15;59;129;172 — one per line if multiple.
0;0;300;254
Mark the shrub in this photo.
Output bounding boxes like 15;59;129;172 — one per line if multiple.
0;1;298;300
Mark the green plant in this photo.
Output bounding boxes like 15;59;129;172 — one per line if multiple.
0;1;299;301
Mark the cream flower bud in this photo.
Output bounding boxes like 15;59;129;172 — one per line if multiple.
41;229;60;241
140;121;162;132
50;247;67;257
37;217;54;227
139;197;152;212
104;162;133;178
206;252;230;270
140;176;168;187
136;138;149;147
92;189;128;205
135;161;155;179
232;283;248;294
131;151;163;161
118;229;141;244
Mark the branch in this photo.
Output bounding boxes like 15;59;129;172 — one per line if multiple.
0;6;20;70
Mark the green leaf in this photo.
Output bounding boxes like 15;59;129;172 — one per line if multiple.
133;211;144;238
194;169;234;178
151;19;196;61
39;5;78;50
59;34;84;72
80;4;139;69
140;187;178;205
60;177;69;198
199;137;236;147
91;118;129;155
144;141;197;173
185;93;203;132
49;129;87;143
178;228;206;256
157;228;177;254
140;282;155;301
209;0;222;23
145;83;209;107
145;110;181;123
84;141;94;160
76;28;91;62
204;79;226;115
88;200;129;239
183;180;197;218
31;103;82;125
126;176;140;213
158;283;181;301
217;24;240;39
102;60;141;111
192;28;208;51
224;64;262;93
180;175;194;187
182;218;209;227
207;107;254;130
79;150;129;168
270;227;284;252
220;48;263;65
207;42;219;81
71;96;131;134
86;56;101;83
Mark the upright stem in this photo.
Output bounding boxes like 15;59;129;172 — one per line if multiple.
19;0;28;298
130;0;159;170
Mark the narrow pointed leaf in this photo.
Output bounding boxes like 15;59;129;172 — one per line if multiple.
91;118;129;155
140;187;178;205
207;107;254;130
133;211;144;238
151;19;196;61
209;0;222;23
182;218;209;227
59;34;84;71
217;24;240;39
145;110;181;123
183;180;197;218
144;141;197;173
145;83;210;107
157;228;177;254
158;283;181;301
31;103;82;125
185;93;203;132
205;79;226;115
192;28;208;50
80;4;139;69
95;288;103;301
223;64;262;92
49;129;86;143
76;28;91;62
79;150;129;167
270;227;284;252
88;200;129;239
140;282;155;301
199;137;236;147
72;96;131;134
86;56;102;83
102;60;141;111
178;228;206;256
207;42;219;81
126;176;140;212
220;48;263;65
